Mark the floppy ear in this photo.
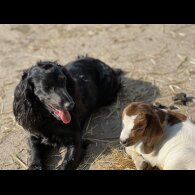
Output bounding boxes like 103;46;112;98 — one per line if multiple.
13;70;34;128
129;112;148;144
19;71;34;101
141;112;163;154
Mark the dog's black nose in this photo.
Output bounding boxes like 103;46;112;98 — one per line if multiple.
65;102;75;110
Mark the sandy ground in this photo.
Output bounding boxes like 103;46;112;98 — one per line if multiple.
1;24;195;170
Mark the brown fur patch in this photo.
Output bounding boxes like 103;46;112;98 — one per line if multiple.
167;111;187;126
122;102;141;118
154;109;166;124
123;102;155;118
123;102;167;125
123;102;164;154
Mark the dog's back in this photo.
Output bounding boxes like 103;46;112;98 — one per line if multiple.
65;57;122;109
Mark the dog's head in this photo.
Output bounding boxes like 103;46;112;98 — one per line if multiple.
120;102;164;154
22;61;75;124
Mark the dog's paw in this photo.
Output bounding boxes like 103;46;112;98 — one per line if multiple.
28;163;43;170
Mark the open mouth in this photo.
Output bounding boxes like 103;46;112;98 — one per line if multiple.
48;105;71;124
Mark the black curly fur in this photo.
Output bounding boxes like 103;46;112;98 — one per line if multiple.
13;57;122;170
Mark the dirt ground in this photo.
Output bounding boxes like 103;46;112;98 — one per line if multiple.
1;24;195;170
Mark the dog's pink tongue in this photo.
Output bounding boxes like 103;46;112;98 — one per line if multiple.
56;110;71;124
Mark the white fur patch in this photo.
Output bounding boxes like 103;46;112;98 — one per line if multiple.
120;115;137;142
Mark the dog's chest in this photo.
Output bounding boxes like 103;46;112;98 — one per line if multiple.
41;137;60;147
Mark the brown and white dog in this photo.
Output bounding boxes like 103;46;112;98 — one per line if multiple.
120;102;195;170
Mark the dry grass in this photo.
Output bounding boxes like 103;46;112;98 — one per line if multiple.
11;154;27;169
107;148;136;170
92;146;136;170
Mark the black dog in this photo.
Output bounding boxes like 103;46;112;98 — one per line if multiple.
13;56;122;170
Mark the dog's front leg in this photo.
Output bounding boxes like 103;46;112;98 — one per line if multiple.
28;135;52;170
59;142;83;170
